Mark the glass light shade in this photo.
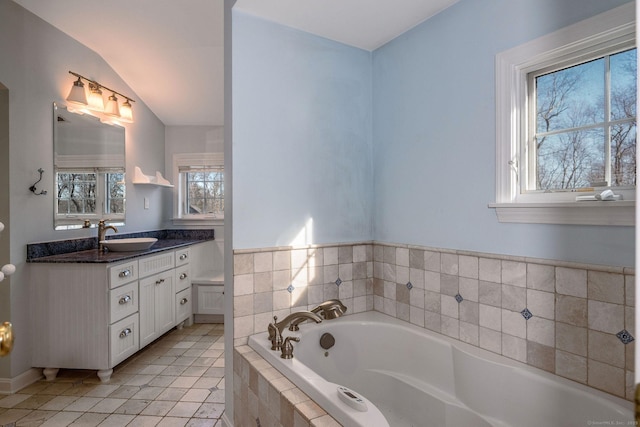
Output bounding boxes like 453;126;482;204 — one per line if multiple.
119;99;134;123
87;85;105;111
66;78;87;105
104;94;120;117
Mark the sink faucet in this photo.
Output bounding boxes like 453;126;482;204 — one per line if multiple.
289;299;347;331
97;220;118;251
268;311;322;350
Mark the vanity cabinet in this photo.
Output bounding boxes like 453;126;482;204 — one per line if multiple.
31;247;193;382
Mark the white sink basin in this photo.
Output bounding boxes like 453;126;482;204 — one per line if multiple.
101;237;158;252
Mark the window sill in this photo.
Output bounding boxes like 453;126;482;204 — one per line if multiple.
488;201;635;226
171;217;224;227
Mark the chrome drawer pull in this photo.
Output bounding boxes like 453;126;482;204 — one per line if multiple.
180;297;188;305
119;328;132;339
118;295;131;305
179;253;188;261
179;273;188;280
119;269;131;278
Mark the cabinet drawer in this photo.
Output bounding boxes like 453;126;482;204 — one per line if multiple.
109;281;138;324
175;248;190;267
108;261;138;289
110;313;139;366
139;252;175;278
176;287;192;324
175;265;191;293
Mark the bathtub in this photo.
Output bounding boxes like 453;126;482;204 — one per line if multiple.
248;311;634;427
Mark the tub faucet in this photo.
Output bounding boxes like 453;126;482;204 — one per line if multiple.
289;299;347;331
268;311;322;350
98;220;118;252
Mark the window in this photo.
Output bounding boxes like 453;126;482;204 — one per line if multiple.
529;48;636;193
492;3;635;225
173;153;224;223
55;169;125;228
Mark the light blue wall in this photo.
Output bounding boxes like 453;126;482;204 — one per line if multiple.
372;0;635;267
232;11;373;249
233;0;634;267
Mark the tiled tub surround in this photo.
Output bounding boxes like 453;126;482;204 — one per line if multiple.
232;242;634;426
370;243;635;401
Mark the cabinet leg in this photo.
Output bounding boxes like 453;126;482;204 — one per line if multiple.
43;368;59;381
177;321;184;330
97;369;113;383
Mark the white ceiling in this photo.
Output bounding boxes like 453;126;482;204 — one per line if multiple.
13;0;458;127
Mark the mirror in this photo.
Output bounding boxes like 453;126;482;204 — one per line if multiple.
53;103;126;230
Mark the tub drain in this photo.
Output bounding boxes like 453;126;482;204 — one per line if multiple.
320;333;335;350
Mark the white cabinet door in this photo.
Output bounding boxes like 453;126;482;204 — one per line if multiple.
139;274;157;348
156;271;176;336
139;270;175;348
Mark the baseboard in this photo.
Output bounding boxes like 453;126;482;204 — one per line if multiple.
0;368;43;394
221;412;233;427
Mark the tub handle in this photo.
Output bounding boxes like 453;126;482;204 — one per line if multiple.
281;336;300;359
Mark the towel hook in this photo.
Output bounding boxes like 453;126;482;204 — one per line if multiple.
29;168;47;196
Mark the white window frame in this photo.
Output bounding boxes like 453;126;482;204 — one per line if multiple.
172;152;224;226
491;2;636;226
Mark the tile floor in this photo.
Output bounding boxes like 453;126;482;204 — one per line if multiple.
0;323;226;427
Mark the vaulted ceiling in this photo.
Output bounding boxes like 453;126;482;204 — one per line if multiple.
13;0;458;127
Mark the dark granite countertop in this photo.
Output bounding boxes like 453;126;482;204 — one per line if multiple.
27;229;214;264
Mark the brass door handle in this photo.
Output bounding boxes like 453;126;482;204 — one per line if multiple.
0;322;14;357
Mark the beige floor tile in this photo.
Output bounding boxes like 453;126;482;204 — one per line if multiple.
170;377;199;388
113;399;151;415
128;414;164;426
0;393;31;408
156;388;189;402
40;411;83;426
89;397;128;413
68;412;109;426
63;396;102;412
83;384;121;398
193;403;224;419
96;413;136;425
156;416;188;427
140;400;176;417
40;396;80;411
166;401;201;418
0;323;225;427
180;389;210;403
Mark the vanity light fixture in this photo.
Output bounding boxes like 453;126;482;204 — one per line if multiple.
104;93;120;117
66;76;88;105
87;83;105;111
66;71;135;123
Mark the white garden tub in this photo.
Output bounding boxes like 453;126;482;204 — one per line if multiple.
248;311;634;427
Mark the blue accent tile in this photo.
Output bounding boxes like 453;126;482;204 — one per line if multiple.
617;329;635;344
406;282;413;290
287;285;295;293
335;278;342;286
454;294;463;303
521;308;533;320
